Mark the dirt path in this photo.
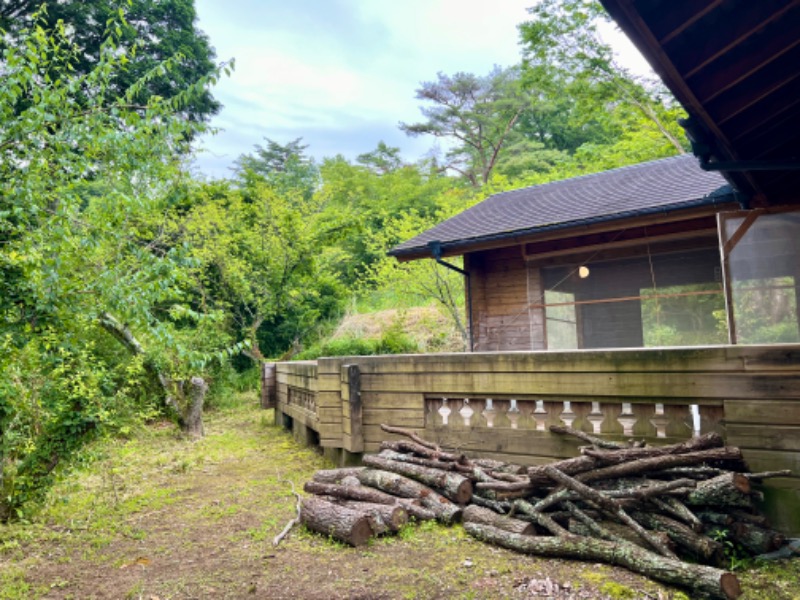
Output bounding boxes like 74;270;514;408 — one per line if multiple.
1;398;796;599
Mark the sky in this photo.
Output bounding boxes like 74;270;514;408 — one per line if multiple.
192;0;652;179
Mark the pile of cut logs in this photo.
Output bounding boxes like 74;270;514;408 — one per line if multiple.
296;424;791;600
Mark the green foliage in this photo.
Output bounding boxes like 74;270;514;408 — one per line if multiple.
0;11;228;521
0;0;223;125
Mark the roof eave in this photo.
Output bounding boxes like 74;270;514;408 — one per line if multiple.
388;190;739;262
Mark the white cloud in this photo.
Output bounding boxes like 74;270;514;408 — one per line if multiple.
193;0;652;179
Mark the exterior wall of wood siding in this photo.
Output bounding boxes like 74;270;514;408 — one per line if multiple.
466;247;539;351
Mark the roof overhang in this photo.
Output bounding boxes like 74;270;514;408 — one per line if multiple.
599;0;800;206
390;198;738;262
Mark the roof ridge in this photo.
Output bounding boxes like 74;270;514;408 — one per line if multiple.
486;153;694;201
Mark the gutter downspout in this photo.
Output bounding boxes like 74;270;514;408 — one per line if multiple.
429;241;474;352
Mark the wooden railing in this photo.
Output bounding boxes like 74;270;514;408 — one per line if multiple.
271;345;800;534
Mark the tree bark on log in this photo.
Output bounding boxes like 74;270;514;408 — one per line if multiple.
325;499;408;534
299;496;373;547
730;522;786;555
549;425;629;449
303;481;398;505
394;499;437;522
580;432;724;463
183;376;207;438
463;505;536;536
512;499;571;537
356;468;462;524
378;449;458;472
379;424;439;450
362;455;472;504
649;497;704;532
312;467;366;484
632;511;724;564
543;465;678;559
380;440;467;464
528;456;598;486
686;473;752;508
463;523;741;600
575;447;744;484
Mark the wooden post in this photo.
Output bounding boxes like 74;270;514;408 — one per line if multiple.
261;362;277;409
346;364;364;452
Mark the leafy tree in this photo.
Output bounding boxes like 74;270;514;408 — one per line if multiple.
233;137;319;202
518;0;687;153
400;67;531;186
176;179;345;361
356;141;404;174
0;0;221;124
0;13;228;520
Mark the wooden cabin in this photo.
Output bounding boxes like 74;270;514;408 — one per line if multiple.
390;0;800;354
270;0;800;535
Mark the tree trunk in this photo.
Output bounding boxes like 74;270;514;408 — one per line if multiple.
356;468;462;524
362;455;473;504
299;496;373;547
463;505;536;536
464;523;741;600
183;377;207;438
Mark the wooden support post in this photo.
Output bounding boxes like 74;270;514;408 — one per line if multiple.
346;364;364;453
261;362;277;409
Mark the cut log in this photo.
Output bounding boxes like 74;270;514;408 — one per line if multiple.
513;499;571;537
549;424;629;449
463;505;536;536
379;424;439;450
649;497;704;532
362;455;472;504
356;468;462;524
394;499;437;522
730;522;786;555
329;500;408;534
380;440;466;464
631;511;724;564
471;494;512;514
378;449;458;472
312;467;366;484
474;458;527;475
576;447;744;484
564;501;630;545
686;473;752;508
581;432;724;464
528;456;598;486
464;523;741;600
543;465;678;559
300;496;373;547
744;470;792;481
303;481;397;505
594;477;697;499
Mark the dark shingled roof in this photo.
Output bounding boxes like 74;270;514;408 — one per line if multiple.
389;154;736;259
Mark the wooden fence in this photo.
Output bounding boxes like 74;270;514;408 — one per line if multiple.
270;345;800;534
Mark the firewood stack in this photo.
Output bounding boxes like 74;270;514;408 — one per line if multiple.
299;424;792;600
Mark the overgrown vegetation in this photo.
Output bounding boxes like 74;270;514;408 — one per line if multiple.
0;0;720;521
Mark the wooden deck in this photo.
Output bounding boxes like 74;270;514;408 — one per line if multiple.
270;345;800;535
